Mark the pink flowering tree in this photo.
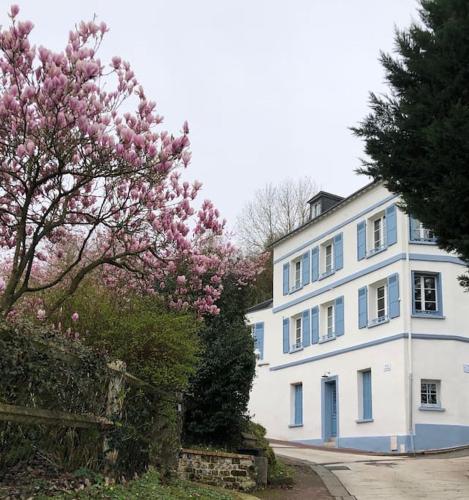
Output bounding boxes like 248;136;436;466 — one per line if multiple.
0;6;229;317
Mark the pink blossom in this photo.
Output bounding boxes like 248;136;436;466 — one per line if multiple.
71;312;79;322
10;5;19;17
36;309;46;320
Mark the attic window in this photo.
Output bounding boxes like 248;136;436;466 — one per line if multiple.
310;202;321;219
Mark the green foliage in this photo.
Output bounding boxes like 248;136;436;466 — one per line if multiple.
245;422;293;487
0;320;110;474
183;275;256;449
49;468;237;499
50;283;201;475
353;0;469;282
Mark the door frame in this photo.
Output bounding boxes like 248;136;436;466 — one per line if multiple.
321;375;339;444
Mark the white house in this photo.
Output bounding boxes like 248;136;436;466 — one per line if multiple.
246;181;469;453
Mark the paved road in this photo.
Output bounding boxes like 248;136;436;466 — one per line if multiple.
273;444;469;500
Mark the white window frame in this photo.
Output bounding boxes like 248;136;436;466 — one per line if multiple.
372;215;386;250
376;285;386;319
290;316;302;351
415;221;435;242
420;379;440;408
310;202;321;219
414;274;438;313
291;259;302;291
368;279;389;326
325;244;333;274
326;305;334;336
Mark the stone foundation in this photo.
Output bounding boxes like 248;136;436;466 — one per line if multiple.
177;448;257;491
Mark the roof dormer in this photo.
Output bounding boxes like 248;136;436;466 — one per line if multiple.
307;191;344;220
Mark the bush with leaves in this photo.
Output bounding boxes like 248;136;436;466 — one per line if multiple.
183;274;256;449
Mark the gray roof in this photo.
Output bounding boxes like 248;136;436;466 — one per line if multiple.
246;298;273;313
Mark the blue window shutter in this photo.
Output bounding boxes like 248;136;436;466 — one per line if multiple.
436;273;443;316
335;296;344;336
283;263;289;295
255;322;264;360
386;204;397;246
302;309;311;347
282;318;290;353
311;306;319;344
357;221;366;260
358;286;368;329
294;384;303;425
362;371;372;420
388;273;400;319
409;215;419;242
302;251;310;286
333;233;343;271
311;247;319;282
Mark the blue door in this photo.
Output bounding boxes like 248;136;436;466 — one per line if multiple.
330;383;337;437
324;380;337;439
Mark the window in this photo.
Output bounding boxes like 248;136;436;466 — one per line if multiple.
326;305;334;337
373;215;386;250
376;285;386;319
294;260;301;289
251;322;264;360
310;202;321;219
325;244;333;274
294;317;302;349
421;380;440;407
414;273;439;314
358;370;372;421
291;383;303;426
410;216;437;243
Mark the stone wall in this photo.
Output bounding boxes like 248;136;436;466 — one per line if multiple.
177;448;257;491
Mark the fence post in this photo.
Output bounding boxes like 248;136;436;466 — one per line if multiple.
104;360;126;470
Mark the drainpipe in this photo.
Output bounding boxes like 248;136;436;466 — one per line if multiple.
404;217;415;454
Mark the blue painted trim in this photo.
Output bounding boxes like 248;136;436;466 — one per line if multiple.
321;375;339;443
419;406;445;412
366;245;387;259
271;332;469;371
414;423;469;451
273;252;464;314
409;253;466;266
412;314;446;320
412;333;469;343
270;333;408;371
411;240;438;246
318;269;336;281
288;424;304;428
274;194;399;264
411;270;443;317
273;253;405;313
356;418;374;424
367;317;390;328
293;435;411;453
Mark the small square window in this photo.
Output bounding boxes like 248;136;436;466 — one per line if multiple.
421;380;440;407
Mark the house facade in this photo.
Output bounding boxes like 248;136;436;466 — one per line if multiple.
247;181;469;453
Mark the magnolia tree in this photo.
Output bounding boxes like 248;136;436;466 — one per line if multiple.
0;6;234;318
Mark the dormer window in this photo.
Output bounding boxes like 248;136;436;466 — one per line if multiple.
310;202;321;219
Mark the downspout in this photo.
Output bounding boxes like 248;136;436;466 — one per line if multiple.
404;218;415;454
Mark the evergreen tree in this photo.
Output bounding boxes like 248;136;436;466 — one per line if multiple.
183;274;256;448
353;0;469;284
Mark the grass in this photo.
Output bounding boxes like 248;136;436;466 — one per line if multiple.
43;469;240;500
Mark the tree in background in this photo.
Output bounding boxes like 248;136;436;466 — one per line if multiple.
0;6;227;317
182;266;259;448
353;0;469;285
236;177;317;304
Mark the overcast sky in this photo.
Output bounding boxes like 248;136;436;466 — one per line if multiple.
13;0;419;231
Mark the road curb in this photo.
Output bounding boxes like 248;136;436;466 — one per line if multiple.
310;464;357;500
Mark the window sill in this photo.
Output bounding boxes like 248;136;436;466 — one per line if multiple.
366;245;387;259
257;362;270;367
356;418;374;424
419;406;445;412
318;334;336;344
410;239;437;245
289;346;304;354
411;313;445;320
319;269;336;281
288;423;304;428
368;317;390;328
289;284;304;295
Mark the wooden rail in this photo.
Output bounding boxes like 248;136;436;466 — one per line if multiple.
0;402;113;428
